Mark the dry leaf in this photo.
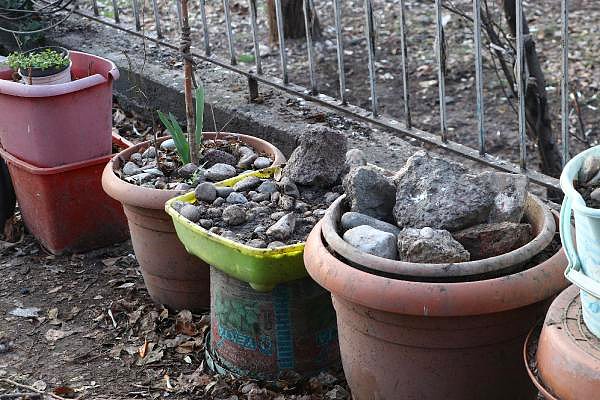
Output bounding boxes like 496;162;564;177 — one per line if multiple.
45;329;74;342
117;282;135;289
139;338;148;358
48;308;58;320
175;340;195;354
47;286;62;294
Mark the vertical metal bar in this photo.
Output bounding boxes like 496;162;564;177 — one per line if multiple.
434;0;448;141
399;0;411;128
176;0;182;25
111;0;120;23
132;0;141;31
516;0;527;170
473;0;485;155
92;0;99;16
223;0;237;65
152;0;163;38
332;0;347;104
561;0;570;166
199;0;211;56
274;0;289;84
364;0;378;117
248;0;262;74
303;0;317;94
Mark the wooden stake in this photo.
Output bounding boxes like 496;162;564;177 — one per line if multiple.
179;0;198;164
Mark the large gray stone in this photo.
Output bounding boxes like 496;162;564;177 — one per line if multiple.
266;212;296;241
236;146;258;169
205;163;237;181
341;212;402;237
343;225;398;260
195;182;217;203
397;227;470;263
226;192;248;204
257;180;278;194
453;222;532;260
222;205;246;226
179;204;202;223
343;165;396;222
177;163;198;179
233;176;262;192
282;127;347;188
393;151;493;231
480;172;529;223
122;161;142;176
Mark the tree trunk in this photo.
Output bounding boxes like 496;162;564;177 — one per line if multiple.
267;0;321;43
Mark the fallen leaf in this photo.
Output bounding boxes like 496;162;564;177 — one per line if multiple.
116;282;135;289
139;338;148;358
175;340;196;354
45;329;74;342
9;307;40;318
47;286;62;294
48;308;58;320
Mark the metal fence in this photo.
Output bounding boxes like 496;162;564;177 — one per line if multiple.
75;0;575;190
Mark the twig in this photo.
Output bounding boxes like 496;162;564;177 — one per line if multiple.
1;379;75;400
179;0;197;164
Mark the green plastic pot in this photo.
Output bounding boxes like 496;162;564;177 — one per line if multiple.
165;167;307;292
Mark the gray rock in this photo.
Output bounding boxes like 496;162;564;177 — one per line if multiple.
221;230;237;241
205;163;237;181
253;225;267;235
126;172;153;184
324;192;341;204
277;177;300;198
212;197;225;207
271;192;281;203
233;176;262;192
479;171;529;223
271;211;287;220
397;227;470;263
216;186;234;198
453;222;532;260
154;178;167;189
253;156;272;170
236;146;258;169
267;213;296;241
144;168;164;177
313;209;327;218
345;148;367;169
592;188;600;202
393;151;493;231
246;239;267;248
278;194;296;211
195;182;217;203
123;161;141;176
282;127;347;188
295;201;309;213
253;207;272;217
207;208;223;219
174;183;192;191
202;149;237;168
251;192;271;202
199;219;213;229
178;163;198;179
257;180;278;194
579;155;600;184
343;225;398;260
341;212;402;237
170;200;186;212
160;139;176;151
343;165;396;222
267;241;286;249
222;205;246;226
130;152;143;166
226;192;248;204
180;204;202;222
142;146;156;159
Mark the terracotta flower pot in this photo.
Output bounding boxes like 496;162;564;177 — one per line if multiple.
0;156;15;229
102;133;285;312
524;285;600;400
304;215;569;400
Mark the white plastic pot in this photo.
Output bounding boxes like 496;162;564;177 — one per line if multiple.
19;61;72;85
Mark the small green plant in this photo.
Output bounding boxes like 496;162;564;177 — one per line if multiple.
157;84;205;165
7;48;70;71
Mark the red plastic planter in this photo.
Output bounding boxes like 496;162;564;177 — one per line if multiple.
0;51;119;167
0;135;130;254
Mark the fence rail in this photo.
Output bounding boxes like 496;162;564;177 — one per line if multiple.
74;0;576;190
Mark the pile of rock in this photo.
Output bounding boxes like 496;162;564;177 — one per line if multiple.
120;138;273;190
575;155;600;208
342;151;532;263
174;127;351;248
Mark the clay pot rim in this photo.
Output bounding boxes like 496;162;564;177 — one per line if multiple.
304;219;569;317
102;133;285;211
523;325;560;400
323;194;556;278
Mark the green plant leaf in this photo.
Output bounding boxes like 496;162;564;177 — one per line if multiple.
194;85;205;148
237;54;256;64
157;110;190;164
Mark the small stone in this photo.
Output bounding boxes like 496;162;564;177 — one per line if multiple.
313;209;327;218
202;149;237;168
579;155;600;184
480;171;529;223
248;191;257;197
343;225;398;260
344;165;396;222
397;227;470;263
345;148;367;169
244;201;259;209
267;213;297;241
221;230;237;241
122;161;141;176
325;385;349;400
20;287;29;295
257;180;278;194
142;146;156;159
324;192;341;204
130;152;143;166
453;222;532;260
195;182;217;203
154;178;167;189
277;177;300;198
208;227;221;234
237;146;258;168
271;192;281;203
199;219;213;229
126;172;153;184
226;192;248;204
170;200;186;212
178;163;198;179
205;163;237;181
180;204;202;222
246;239;267;248
251;192;271;202
591;188;600;202
278;194;296;211
174;183;192;191
253;207;271;217
144;168;164;177
341;212;402;237
207;208;223;219
271;211;287;220
222;205;246;226
160;138;176;151
267;241;286;249
216;186;234;198
254;225;267;235
213;197;225;207
233;176;262;192
295;202;309;213
253;156;272;170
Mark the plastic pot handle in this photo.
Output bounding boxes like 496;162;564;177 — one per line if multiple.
560;196;600;298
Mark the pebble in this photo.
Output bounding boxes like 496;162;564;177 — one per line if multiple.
271;211;287;221
237;146;258;168
295;201;309;213
233;176;262;192
257;181;278;194
180;204;202;222
343;225;398;260
253;225;267;235
142;146;156;159
216;186;234;198
207;208;223;219
226;192;248;204
203;149;237;168
324;192;341;204
345;148;367;168
174;183;192;191
267;241;286;249
267;213;296;241
123;161;141;176
199;219;213;229
130;152;143;166
160;139;176;151
154;179;167;189
205;163;237;181
178;163;198;179
170;200;186;212
251;192;271;202
313;209;327;218
195;182;217;202
278;177;301;198
247;239;267;248
253;156;272;169
278;194;296;211
213;197;225;207
144;168;164;177
579;156;600;184
221;230;237;241
222;205;246;226
271;192;281;203
341;212;402;237
591;188;600;202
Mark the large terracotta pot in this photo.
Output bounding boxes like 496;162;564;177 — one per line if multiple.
304;216;569;400
102;133;285;312
524;285;600;400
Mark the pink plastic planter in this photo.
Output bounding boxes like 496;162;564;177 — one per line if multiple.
0;51;119;167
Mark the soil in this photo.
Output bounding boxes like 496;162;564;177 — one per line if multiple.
576;183;600;208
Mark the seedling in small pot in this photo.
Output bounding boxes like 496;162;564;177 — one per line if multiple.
7;46;71;85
